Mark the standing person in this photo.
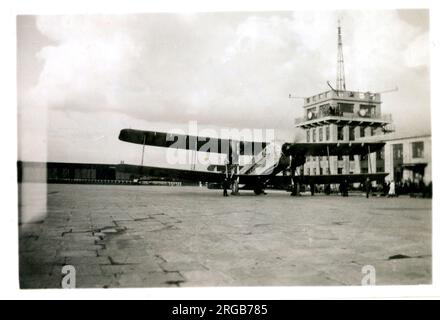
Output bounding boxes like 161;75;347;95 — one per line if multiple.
339;180;347;197
324;184;331;195
222;177;229;197
365;177;371;198
384;181;390;195
388;180;396;198
343;180;349;197
420;180;426;198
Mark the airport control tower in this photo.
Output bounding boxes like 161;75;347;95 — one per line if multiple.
295;21;394;177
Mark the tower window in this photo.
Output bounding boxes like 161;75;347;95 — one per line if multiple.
360;127;365;137
377;146;384;160
312;129;316;142
326;126;330;140
337;126;344;141
393;144;403;160
319;128;323;141
306;130;310;142
349;127;355;141
412;141;424;158
338;103;354;113
359;104;376;117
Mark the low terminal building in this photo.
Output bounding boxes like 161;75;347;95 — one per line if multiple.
17;161;192;185
18;162;121;184
382;133;431;185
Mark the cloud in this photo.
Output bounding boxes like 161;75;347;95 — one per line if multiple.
18;11;430;163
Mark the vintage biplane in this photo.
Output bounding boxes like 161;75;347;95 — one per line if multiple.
118;128;387;195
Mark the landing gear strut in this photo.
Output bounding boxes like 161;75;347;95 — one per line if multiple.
290;181;299;196
231;179;240;195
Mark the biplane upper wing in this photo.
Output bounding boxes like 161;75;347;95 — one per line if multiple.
119;129;267;156
281;142;385;157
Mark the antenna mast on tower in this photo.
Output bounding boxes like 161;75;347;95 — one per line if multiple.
336;19;346;91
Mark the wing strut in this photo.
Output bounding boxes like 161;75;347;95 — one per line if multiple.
290;155;298;196
140;134;146;166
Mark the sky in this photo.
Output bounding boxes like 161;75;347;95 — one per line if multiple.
17;10;431;167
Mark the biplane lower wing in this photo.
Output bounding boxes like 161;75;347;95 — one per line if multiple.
267;172;389;187
117;163;387;185
116;163;267;184
116;164;224;183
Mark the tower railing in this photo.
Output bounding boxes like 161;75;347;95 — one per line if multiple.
304;90;381;105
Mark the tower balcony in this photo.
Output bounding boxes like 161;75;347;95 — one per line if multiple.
295;112;392;129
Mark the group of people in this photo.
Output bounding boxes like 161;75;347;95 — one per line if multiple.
222;175;430;198
364;178;396;198
398;179;431;197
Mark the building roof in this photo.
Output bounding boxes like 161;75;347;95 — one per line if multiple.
381;132;431;142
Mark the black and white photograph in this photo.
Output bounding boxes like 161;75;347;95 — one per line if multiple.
16;7;432;291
